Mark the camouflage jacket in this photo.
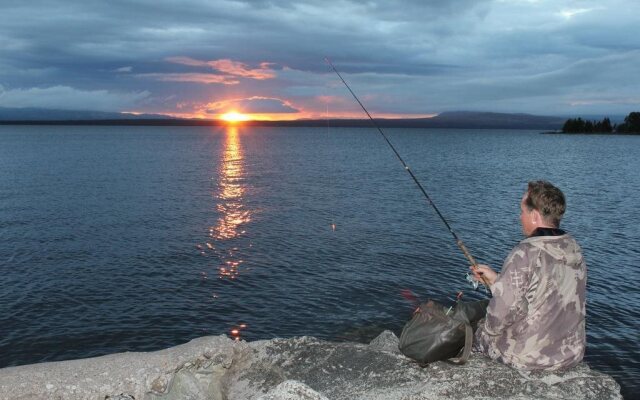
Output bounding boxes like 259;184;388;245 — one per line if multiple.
474;232;587;370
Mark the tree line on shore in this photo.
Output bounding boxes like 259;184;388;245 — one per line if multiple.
562;112;640;134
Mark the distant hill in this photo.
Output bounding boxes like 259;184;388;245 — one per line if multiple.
423;111;565;129
0;107;171;121
0;107;566;130
249;111;565;129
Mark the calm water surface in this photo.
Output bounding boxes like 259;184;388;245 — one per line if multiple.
0;126;638;397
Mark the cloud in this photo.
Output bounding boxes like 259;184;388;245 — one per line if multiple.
208;59;276;80
557;7;600;19
139;72;239;85
568;98;640;107
204;96;300;114
164;56;209;68
0;85;149;111
139;56;277;88
1;0;639;116
166;57;276;80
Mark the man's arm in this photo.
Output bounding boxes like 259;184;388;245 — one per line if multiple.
482;244;533;336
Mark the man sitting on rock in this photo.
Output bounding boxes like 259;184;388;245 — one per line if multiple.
470;180;587;370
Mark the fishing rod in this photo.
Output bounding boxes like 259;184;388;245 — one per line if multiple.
325;57;490;290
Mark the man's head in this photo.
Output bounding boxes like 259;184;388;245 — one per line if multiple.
519;180;566;236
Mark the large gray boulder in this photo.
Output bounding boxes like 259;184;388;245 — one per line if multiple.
0;332;621;400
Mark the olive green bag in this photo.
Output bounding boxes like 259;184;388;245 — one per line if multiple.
398;299;489;365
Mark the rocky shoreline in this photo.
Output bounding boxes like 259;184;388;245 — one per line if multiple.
0;331;621;399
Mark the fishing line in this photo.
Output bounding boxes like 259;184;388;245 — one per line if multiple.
324;57;489;290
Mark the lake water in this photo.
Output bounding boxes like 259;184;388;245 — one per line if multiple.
0;125;638;397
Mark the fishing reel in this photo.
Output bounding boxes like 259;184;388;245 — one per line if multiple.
466;272;489;294
465;272;480;290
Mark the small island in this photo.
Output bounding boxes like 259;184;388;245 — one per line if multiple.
561;112;640;134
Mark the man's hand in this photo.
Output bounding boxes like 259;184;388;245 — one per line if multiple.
470;264;498;286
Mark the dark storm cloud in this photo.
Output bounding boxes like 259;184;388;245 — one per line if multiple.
0;0;638;116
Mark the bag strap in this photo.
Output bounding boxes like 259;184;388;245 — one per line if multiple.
449;323;473;365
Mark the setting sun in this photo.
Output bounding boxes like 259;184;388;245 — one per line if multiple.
220;111;250;122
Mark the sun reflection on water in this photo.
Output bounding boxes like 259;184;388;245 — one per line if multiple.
197;126;251;282
213;126;251;242
197;126;253;339
210;126;250;281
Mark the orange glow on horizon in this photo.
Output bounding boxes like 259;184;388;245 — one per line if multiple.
220;111;250;122
161;110;438;121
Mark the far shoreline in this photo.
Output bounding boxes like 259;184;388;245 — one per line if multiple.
0;119;561;130
4;119;638;133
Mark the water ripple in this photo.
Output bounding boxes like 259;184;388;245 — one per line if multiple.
0;126;638;397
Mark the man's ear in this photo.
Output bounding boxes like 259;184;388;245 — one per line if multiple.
531;208;542;226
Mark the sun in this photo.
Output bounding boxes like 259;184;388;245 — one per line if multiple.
220;111;250;123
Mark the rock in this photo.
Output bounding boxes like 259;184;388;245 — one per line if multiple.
367;329;401;354
0;331;622;400
257;380;329;400
0;335;236;400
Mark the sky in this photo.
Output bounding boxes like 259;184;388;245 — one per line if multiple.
0;0;639;120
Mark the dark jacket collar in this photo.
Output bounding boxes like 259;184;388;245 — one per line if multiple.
529;227;566;237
